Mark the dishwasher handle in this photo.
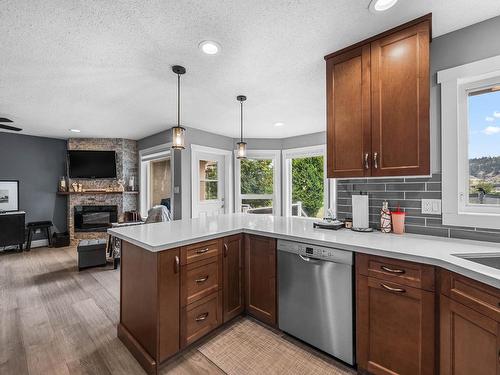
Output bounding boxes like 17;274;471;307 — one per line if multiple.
298;254;323;263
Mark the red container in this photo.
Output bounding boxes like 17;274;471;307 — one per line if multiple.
392;211;406;234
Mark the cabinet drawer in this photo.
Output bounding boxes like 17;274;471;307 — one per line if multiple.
181;240;219;265
181;292;222;347
181;258;219;306
356;253;435;291
440;269;500;322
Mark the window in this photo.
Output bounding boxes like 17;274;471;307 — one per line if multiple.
199;160;218;201
438;55;500;229
282;145;334;218
139;145;173;218
235;150;281;215
467;87;500;207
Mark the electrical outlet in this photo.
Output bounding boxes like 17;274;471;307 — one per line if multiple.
421;199;442;215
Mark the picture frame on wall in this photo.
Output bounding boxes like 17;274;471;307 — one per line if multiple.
0;180;19;212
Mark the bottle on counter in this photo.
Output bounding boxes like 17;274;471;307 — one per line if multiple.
380;201;392;233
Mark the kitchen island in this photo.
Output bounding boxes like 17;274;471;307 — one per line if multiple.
109;213;500;374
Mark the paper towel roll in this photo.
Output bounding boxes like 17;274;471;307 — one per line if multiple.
352;194;369;229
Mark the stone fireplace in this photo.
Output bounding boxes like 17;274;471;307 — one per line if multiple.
67;138;138;241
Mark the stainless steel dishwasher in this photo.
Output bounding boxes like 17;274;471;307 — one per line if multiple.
278;239;354;365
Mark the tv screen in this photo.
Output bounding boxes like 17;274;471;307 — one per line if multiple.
68;150;117;179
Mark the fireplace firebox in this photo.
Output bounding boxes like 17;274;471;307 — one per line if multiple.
74;205;118;232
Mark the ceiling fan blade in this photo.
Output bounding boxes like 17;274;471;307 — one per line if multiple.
0;124;22;132
0;118;13;123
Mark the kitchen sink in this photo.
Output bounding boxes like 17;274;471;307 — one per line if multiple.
453;253;500;270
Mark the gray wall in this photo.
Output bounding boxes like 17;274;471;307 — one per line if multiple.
0;132;67;234
138;128;326;219
139;126;234;219
430;15;500;172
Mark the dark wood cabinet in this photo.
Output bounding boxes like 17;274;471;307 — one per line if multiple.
326;45;371;178
326;15;431;178
244;235;277;326
118;241;180;374
440;296;499;375
439;270;500;375
356;255;435;375
370;21;430;177
223;234;245;322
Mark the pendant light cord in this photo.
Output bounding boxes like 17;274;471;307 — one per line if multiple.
240;101;243;142
177;73;180;127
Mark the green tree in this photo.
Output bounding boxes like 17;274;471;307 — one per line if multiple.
240;159;274;194
292;156;324;217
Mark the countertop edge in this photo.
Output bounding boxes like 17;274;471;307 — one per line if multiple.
109;225;500;289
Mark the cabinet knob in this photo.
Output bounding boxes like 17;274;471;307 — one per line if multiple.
373;152;378;169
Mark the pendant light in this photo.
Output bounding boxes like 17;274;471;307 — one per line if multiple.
236;95;247;159
171;65;186;150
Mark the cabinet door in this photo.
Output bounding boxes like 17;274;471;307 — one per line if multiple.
440;295;500;375
370;21;430;176
357;275;435;375
158;249;180;362
245;235;277;326
223;234;244;322
326;44;371;178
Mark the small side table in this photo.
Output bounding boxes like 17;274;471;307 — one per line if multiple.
26;221;53;250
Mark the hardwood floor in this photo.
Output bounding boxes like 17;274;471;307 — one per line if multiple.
0;246;355;375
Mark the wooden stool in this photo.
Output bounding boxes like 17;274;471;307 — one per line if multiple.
26;221;53;250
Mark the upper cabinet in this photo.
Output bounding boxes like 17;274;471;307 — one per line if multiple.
326;15;431;178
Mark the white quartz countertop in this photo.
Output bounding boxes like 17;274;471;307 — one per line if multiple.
108;213;500;288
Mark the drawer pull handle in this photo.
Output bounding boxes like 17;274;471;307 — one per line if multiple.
381;283;406;293
195;275;209;283
195;312;209;322
373;152;378;169
196;248;209;254
364;153;369;169
381;265;405;274
224;243;228;257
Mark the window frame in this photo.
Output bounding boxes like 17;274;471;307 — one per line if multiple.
139;143;173;219
282;145;334;218
438;54;500;229
234;149;281;215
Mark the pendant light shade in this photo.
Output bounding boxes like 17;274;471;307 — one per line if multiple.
236;95;247;159
171;65;186;150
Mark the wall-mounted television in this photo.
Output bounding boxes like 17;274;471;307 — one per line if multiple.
67;150;117;179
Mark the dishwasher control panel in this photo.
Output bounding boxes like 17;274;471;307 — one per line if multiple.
278;239;353;265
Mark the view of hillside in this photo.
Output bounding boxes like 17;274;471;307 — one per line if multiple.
469;156;500;196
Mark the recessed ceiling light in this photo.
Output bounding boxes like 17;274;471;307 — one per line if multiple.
369;0;398;12
274;122;285;127
199;40;221;55
69;128;81;133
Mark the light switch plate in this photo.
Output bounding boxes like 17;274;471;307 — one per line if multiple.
421;199;442;215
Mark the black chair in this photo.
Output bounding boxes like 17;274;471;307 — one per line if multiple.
26;221;53;250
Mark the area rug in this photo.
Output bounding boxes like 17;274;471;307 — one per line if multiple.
198;318;353;375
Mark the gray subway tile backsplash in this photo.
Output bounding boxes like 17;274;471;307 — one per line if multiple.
335;173;500;243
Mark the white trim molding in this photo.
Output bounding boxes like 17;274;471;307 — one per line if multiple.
282;145;332;218
139;143;172;218
438;54;500;229
191;144;233;218
234;149;281;216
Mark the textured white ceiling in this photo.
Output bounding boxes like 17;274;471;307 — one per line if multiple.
1;0;500;140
